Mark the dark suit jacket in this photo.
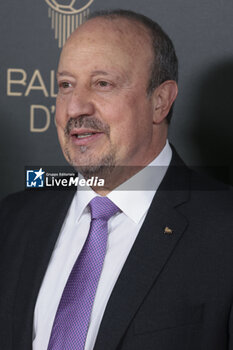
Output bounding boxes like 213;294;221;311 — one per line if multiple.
0;150;233;350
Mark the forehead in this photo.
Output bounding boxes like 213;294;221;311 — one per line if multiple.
58;18;153;75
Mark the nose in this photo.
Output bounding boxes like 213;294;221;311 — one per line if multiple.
66;87;95;119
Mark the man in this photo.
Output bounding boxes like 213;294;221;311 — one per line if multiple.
0;9;233;350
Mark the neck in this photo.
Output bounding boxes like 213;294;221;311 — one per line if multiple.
90;140;168;195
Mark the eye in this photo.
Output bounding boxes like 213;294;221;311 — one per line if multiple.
95;80;114;91
59;81;71;89
97;81;110;87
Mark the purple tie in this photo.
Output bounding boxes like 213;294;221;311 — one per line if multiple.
47;196;119;350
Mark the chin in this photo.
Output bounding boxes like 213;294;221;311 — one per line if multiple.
76;164;115;179
68;151;117;179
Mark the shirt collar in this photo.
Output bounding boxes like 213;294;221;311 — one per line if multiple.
74;141;172;224
108;141;172;223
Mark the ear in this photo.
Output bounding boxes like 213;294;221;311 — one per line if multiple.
152;80;178;124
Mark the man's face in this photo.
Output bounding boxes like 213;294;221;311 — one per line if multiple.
56;18;162;176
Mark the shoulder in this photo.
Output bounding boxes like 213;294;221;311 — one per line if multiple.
168;146;232;229
176;169;233;249
0;190;57;217
0;189;75;228
170;145;232;211
189;169;233;213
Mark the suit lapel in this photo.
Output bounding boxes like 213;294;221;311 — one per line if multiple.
12;190;75;350
94;153;190;350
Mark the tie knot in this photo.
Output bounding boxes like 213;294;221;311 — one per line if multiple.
89;197;119;221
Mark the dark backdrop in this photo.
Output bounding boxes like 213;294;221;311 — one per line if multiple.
0;0;232;199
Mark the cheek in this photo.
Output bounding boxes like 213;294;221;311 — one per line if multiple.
109;111;138;150
111;101;154;149
56;122;65;148
55;98;66;127
55;100;67;141
105;97;139;136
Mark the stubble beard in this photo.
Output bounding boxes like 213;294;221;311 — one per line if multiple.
64;144;117;180
63;116;117;180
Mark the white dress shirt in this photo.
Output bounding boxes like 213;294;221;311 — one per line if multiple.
33;141;172;350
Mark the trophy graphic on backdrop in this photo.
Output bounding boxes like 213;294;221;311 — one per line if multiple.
45;0;94;48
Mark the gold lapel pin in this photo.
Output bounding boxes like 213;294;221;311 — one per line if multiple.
164;226;173;235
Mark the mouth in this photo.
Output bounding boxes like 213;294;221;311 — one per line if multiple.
70;129;104;145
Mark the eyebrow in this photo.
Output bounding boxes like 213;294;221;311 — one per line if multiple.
91;70;110;76
57;70;115;78
56;69;127;83
56;71;75;78
91;70;128;83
